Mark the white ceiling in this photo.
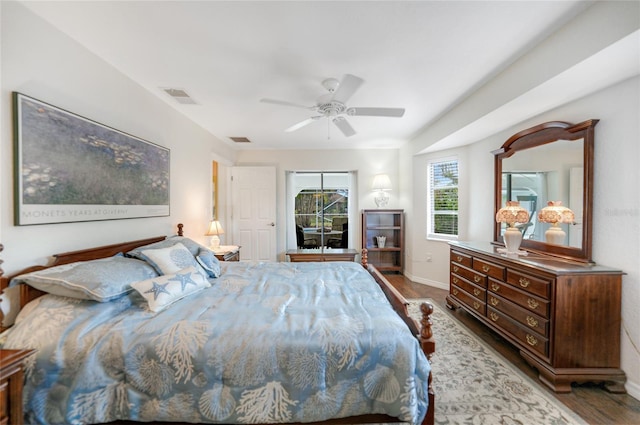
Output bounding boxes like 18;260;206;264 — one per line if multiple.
21;0;595;151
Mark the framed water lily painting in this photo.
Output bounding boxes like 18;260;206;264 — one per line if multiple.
13;92;170;225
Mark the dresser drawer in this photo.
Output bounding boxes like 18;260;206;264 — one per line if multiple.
487;292;548;337
473;258;505;281
451;263;486;287
451;274;486;300
451;250;472;268
487;307;549;358
488;279;549;318
451;284;486;316
506;269;551;299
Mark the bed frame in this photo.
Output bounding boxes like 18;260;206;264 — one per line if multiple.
0;225;435;425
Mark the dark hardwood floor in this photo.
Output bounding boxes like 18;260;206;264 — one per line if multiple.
386;274;640;425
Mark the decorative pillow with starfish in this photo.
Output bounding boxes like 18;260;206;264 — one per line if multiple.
130;265;210;312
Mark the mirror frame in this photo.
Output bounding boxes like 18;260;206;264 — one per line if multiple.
492;119;598;263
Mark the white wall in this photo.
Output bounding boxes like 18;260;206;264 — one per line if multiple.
0;2;236;274
234;148;399;260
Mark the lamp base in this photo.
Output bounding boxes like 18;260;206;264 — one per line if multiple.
545;225;566;245
209;235;221;250
503;226;523;254
374;191;389;208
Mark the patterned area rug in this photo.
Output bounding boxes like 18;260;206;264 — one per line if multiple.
407;299;587;425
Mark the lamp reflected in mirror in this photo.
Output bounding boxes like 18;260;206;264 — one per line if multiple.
538;201;575;245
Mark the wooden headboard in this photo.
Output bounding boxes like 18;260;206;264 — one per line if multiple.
0;235;166;328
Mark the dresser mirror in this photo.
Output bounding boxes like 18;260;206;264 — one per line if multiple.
493;120;598;263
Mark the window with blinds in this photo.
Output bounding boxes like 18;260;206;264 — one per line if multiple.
427;158;459;240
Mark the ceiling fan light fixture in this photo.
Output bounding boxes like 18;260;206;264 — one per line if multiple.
322;78;340;93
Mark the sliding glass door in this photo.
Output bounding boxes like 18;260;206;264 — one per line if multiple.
288;172;354;249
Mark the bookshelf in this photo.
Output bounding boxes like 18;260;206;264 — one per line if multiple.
361;209;404;273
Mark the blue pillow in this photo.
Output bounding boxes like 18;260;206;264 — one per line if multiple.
195;248;221;278
10;254;158;302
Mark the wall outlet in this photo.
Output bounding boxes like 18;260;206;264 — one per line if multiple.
425;252;432;262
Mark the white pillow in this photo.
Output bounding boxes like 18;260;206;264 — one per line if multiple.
138;242;205;276
130;266;210;312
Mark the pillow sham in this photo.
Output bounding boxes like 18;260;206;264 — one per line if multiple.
195;248;221;278
127;236;207;259
137;242;206;276
9;254;158;302
130;266;210;312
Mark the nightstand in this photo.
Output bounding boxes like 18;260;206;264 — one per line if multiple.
1;349;35;425
213;245;240;262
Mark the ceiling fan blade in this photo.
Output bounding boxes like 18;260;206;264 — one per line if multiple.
285;116;321;133
332;116;356;137
260;98;314;110
347;107;405;117
330;74;364;104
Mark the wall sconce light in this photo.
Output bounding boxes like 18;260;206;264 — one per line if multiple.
205;220;225;250
538;201;574;245
496;201;530;254
372;173;392;208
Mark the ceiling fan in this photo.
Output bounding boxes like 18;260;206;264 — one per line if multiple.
260;74;405;138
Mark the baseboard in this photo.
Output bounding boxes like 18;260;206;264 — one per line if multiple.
403;272;449;291
626;378;640;401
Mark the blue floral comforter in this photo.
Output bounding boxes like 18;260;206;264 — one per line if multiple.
4;261;430;424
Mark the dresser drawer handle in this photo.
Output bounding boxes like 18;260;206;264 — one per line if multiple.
490;297;499;306
526;316;539;328
490;283;500;291
527;298;539;309
489;312;499;322
519;277;531;288
456;255;463;262
453;288;459;296
473;288;481;296
473;301;481;310
482;265;490;272
526;334;538;346
474;275;481;283
453;265;459;272
453;277;459;284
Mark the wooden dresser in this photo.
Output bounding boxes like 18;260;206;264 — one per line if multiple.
446;241;625;393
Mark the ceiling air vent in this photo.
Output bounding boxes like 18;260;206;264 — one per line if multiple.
229;137;251;143
161;87;198;105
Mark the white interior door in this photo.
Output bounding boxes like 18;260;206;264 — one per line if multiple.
231;166;277;261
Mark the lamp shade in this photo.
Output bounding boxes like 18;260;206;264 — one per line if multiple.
371;174;392;191
538;201;574;224
496;201;530;226
205;220;224;236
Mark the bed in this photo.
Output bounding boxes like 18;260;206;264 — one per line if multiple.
0;225;435;425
